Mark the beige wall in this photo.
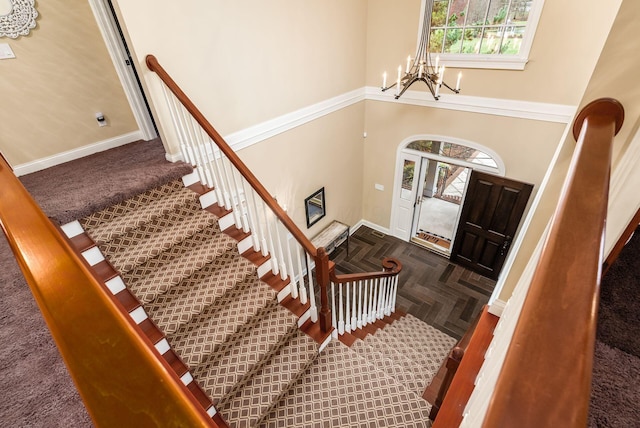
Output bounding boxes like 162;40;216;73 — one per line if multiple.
362;101;567;228
366;0;621;105
497;0;637;302
0;0;138;166
238;104;365;235
113;0;368;157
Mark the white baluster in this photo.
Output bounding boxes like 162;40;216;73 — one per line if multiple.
351;280;357;330
306;253;318;322
282;225;298;299
219;156;242;227
389;274;399;315
209;146;229;209
262;201;279;274
191;121;214;188
273;219;287;281
229;169;250;232
295;246;307;304
251;191;268;256
357;279;363;329
240;177;261;252
377;277;386;319
201;134;225;207
338;283;345;335
331;282;338;338
369;278;378;323
177;106;207;184
345;282;351;333
160;85;190;165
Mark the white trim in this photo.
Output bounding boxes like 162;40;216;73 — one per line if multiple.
225;88;366;152
604;128;640;256
162;87;574;162
488;299;506;317
352;219;391;236
366;87;576;124
13;131;143;176
88;0;156;141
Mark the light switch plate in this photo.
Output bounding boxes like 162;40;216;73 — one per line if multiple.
0;43;16;59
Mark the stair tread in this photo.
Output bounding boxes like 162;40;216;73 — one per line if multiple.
193;304;298;403
99;203;218;272
145;253;257;335
80;179;187;230
350;339;425;396
217;328;318;428
81;185;198;244
258;340;431;428
363;330;433;389
122;230;238;304
384;316;457;365
373;328;447;376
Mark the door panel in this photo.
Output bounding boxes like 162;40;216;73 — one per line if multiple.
450;171;533;280
392;154;421;240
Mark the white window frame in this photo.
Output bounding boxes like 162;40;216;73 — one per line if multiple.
421;0;546;70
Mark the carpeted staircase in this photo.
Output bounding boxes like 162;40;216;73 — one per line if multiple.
69;177;455;427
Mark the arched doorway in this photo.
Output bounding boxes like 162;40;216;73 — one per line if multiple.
391;136;504;256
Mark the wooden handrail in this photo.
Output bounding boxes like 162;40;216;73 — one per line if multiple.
0;155;217;426
329;257;402;283
483;98;624;427
145;55;317;257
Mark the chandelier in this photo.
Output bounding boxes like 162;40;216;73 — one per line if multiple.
381;0;461;100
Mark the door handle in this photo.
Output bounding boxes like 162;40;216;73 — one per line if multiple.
500;235;512;256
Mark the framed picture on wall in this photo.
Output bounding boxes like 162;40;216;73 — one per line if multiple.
305;187;325;228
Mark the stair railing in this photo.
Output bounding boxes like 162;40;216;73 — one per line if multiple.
147;55;405;336
457;98;624;427
0;153;219;426
328;258;402;337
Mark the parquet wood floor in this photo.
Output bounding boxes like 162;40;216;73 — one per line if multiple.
331;226;495;340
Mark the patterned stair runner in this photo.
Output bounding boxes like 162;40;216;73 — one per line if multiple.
78;178;456;427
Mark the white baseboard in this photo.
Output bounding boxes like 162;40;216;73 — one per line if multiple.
351;219;391;236
13;131;143;176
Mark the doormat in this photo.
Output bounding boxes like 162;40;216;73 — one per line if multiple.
417;230;451;249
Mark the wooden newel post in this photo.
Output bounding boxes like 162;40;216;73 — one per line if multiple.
316;247;332;333
429;346;465;421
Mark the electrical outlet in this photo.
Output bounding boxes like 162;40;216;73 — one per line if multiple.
95;112;107;127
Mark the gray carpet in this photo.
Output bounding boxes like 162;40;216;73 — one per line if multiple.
0;139;191;427
588;226;640;428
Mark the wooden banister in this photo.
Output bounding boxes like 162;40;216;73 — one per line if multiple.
145;55;317;257
482;98;624;427
329;257;402;283
0;155;217;426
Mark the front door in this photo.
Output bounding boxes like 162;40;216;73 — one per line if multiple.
450;171;533;280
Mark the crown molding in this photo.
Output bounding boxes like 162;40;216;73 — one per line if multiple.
365;86;576;124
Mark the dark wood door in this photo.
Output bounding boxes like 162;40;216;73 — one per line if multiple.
450;171;533;280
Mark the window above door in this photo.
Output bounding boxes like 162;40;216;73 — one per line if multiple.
406;139;501;173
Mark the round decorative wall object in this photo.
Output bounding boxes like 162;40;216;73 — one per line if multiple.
0;0;38;39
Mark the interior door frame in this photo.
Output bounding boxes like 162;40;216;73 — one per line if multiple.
88;0;157;141
390;135;506;243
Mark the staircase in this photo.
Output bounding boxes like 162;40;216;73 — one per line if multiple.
64;176;455;427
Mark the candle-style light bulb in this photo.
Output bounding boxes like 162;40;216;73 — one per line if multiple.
456;72;462;91
406;55;411;73
382;72;387;89
396;65;402;95
435;55;440;73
